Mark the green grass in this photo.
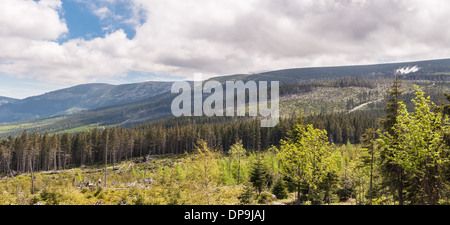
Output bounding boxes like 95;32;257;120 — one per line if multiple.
0;117;66;137
0;152;251;205
55;123;105;134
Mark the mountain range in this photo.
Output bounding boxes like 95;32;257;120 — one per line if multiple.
0;58;450;137
0;81;173;123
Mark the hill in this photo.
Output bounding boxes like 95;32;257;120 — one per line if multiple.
0;81;173;123
0;96;18;106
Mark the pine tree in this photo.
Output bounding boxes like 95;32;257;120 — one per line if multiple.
249;154;271;196
29;131;40;194
360;128;377;205
379;74;406;205
60;133;71;170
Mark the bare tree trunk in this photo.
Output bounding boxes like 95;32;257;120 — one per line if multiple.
30;148;35;194
54;148;57;172
104;130;109;187
58;146;62;171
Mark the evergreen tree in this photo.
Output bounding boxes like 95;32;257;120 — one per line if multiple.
379;74;406;205
360;128;378;204
272;178;289;200
381;74;404;135
249;154;271;196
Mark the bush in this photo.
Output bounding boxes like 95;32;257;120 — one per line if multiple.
307;188;325;205
238;185;256;205
336;179;354;201
272;179;289;200
257;192;275;204
282;176;297;193
39;189;63;205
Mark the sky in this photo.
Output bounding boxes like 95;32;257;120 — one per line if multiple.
1;0;450;99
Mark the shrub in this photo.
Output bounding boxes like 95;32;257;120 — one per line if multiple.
40;189;63;205
238;185;256;205
257;192;275;204
272;179;289;200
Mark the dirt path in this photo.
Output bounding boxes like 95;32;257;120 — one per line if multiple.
348;82;436;113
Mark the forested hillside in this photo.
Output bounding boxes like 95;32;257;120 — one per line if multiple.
1;59;450;205
0;97;18;106
0;82;172;123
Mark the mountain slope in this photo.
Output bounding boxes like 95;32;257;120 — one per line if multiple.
209;58;450;84
63;58;450;125
0;96;18;106
0;81;172;123
1;58;450;137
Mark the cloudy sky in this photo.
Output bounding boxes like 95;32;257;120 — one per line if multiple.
1;0;450;99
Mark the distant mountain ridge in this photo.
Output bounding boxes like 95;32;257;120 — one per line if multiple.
208;58;450;84
0;81;173;123
0;96;18;106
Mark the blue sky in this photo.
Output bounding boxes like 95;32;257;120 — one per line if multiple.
1;0;450;99
59;0;142;42
0;0;172;99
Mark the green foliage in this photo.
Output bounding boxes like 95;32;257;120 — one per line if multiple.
249;154;272;195
378;86;450;204
238;184;256;205
271;178;289;200
39;188;64;205
229;140;246;184
2;83;450;206
257;192;274;204
277;123;335;203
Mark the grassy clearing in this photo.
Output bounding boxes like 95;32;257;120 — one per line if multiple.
57;123;105;135
0;151;274;205
0;117;66;137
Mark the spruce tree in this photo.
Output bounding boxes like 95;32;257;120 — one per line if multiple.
360;128;377;205
381;73;403;136
249;154;271;196
272;178;289;200
379;74;406;205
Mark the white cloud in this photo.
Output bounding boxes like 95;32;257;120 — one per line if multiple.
1;0;450;87
0;0;67;40
93;7;112;20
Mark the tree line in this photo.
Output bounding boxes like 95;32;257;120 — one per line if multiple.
0;110;377;176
